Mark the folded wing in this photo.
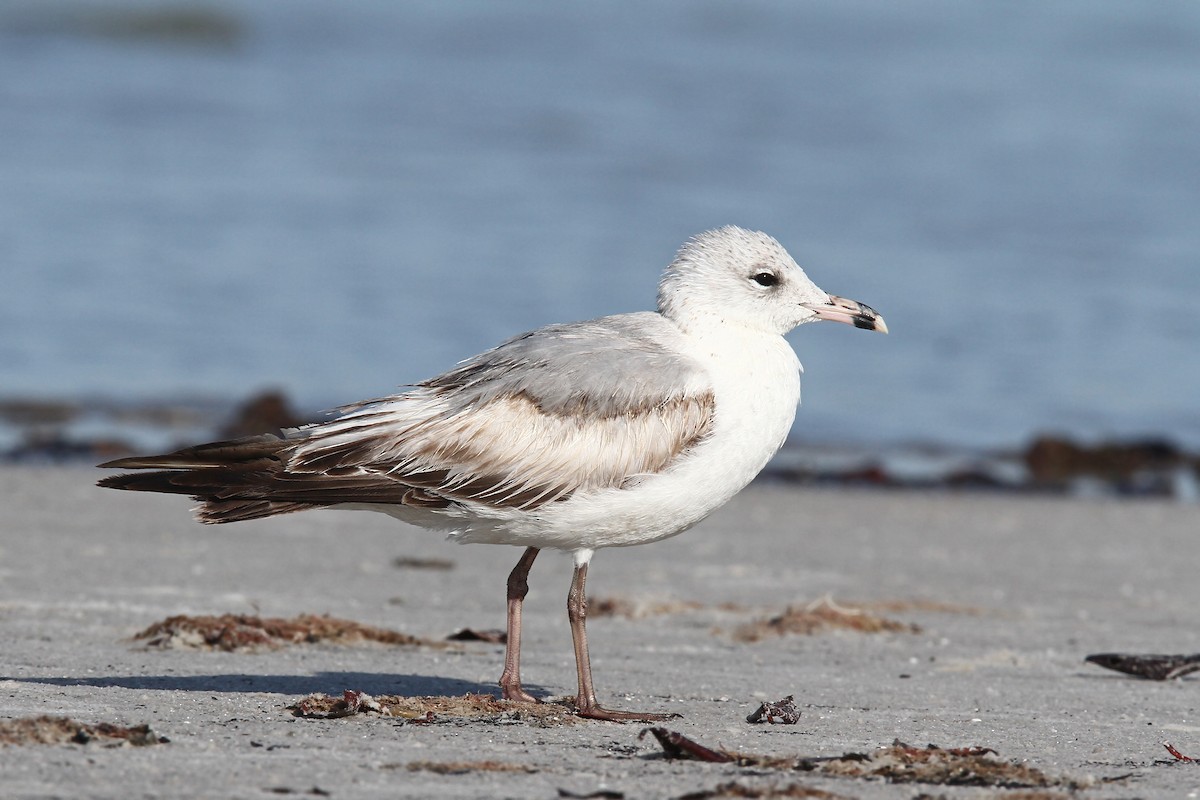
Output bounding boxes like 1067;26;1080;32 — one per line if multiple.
99;313;716;523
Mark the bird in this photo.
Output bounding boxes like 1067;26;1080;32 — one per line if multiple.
98;226;887;721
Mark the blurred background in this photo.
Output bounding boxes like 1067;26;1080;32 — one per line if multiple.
2;1;1198;479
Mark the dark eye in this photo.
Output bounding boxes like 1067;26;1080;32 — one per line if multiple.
752;272;778;287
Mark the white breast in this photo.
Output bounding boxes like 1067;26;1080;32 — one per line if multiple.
453;326;802;552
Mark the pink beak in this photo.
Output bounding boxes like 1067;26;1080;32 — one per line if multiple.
802;295;888;333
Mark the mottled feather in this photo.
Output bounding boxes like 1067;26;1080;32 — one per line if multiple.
100;313;717;521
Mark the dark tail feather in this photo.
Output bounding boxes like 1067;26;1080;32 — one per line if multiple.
97;467;317;524
98;470;213;495
198;499;314;523
98;470;314;524
97;434;289;471
98;433;412;524
97;434;314;524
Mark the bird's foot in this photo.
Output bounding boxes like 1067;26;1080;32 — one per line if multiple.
499;685;542;704
574;701;680;723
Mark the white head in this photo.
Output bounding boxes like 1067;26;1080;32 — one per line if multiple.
657;226;887;336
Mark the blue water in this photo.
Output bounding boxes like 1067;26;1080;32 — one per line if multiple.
3;1;1199;448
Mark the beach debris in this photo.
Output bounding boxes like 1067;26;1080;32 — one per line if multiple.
746;695;801;725
0;715;168;747
803;740;1071;788
393;555;456;570
220;390;305;438
289;692;579;726
291;690;389;719
446;627;507;643
407;759;538;774
731;596;919;642
0;398;79;426
556;790;626;799
133;613;444;651
759;435;1200;497
589;596;704;619
1085;652;1200;681
1022;434;1200;499
1164;742;1197;763
3;431;134;464
1025;435;1186;486
638;732;1083;790
639;727;735;762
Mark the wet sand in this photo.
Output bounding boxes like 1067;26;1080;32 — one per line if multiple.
1;467;1198;798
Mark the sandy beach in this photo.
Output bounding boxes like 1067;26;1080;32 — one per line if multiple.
1;466;1198;798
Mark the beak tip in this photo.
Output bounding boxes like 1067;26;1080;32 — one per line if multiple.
804;296;887;334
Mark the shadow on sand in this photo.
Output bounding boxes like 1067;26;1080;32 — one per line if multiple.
5;671;524;698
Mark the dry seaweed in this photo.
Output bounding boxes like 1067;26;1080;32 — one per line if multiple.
808;741;1070;788
639;731;1083;790
289;691;579;727
0;715;168;747
585;595;962;629
731;598;919;643
589;596;704;619
1164;742;1197;763
865;598;983;615
640;727;736;762
133;613;445;651
290;690;391;719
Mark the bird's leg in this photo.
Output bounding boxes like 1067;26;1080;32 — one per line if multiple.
567;560;679;722
499;547;541;703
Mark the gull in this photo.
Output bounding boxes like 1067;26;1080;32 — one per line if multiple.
98;226;887;721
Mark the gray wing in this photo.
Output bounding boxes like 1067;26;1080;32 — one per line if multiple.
285;311;717;509
99;313;716;520
421;312;710;417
